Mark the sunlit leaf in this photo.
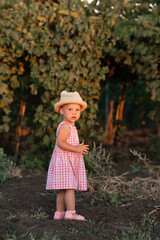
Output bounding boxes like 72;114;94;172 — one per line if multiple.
10;75;20;88
58;10;69;16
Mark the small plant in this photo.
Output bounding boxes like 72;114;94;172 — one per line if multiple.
84;142;115;176
140;214;157;231
20;154;45;171
117;214;158;240
5;233;17;240
20;212;29;218
84;143;117;199
41;233;60;240
6;214;17;221
129;164;147;175
70;228;80;234
129;149;151;168
30;207;49;219
130;149;158;178
108;192;118;204
0;148;13;183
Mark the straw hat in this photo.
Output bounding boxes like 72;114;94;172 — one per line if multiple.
54;90;87;112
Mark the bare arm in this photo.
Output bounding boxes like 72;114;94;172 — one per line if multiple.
57;124;89;154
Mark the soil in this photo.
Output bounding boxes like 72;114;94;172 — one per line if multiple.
1;128;160;239
0;167;160;240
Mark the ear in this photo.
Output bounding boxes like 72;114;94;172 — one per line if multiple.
59;107;63;115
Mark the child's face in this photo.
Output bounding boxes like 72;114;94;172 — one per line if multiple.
60;103;81;125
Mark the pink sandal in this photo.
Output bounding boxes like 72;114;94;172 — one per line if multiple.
64;210;86;221
54;211;65;220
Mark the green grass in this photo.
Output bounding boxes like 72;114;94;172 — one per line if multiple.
0;148;13;183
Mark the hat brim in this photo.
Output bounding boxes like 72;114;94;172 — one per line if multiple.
54;100;87;112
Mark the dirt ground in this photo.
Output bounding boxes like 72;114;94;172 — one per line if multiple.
0;165;160;240
1;128;160;239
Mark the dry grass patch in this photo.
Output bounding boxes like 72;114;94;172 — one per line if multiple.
85;145;160;205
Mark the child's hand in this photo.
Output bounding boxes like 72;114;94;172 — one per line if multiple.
76;142;89;154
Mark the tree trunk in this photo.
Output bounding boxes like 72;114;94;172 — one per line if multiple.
105;99;114;145
113;80;126;146
15;92;27;159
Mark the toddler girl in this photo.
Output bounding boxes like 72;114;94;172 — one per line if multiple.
46;90;89;221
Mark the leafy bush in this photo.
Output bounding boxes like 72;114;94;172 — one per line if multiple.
20;154;45;171
150;134;160;161
0;148;13;183
0;0;108;145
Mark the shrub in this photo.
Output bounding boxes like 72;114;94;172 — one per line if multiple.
0;148;13;183
20;154;45;171
84;143;115;176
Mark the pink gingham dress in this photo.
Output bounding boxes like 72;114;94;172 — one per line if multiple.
46;121;87;191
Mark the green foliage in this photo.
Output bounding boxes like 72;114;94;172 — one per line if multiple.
129;164;147;174
99;0;159;130
0;0;108;144
150;133;160;161
0;0;160;155
20;154;45;171
108;192;118;204
0;148;13;183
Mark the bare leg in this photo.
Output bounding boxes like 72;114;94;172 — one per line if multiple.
65;189;75;211
64;189;86;220
56;190;65;212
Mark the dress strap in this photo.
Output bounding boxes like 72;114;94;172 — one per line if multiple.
56;121;71;136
